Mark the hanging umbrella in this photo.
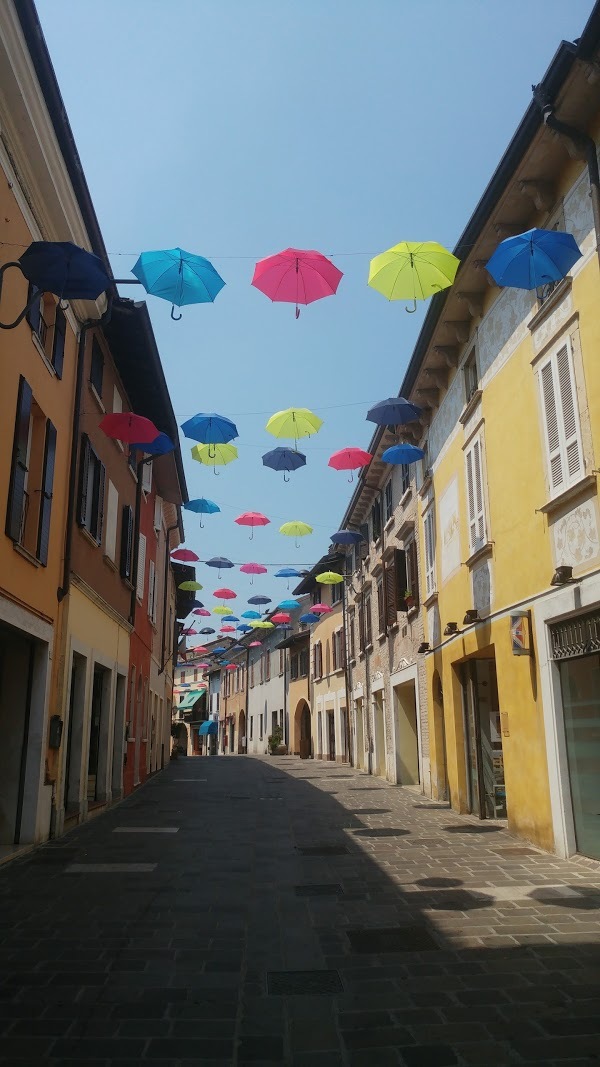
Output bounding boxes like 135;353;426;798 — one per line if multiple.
262;447;306;482
275;566;302;590
191;598;204;608
131;247;225;320
191;606;206;614
182;627;198;636
300;612;320;625
181;413;238;452
330;529;365;546
277;599;300;610
235;512;270;540
206;557;234;579
213;588;236;600
316;572;344;585
277;623;293;631
280;520;313;548
198;662;211;670
271;612;291;624
266;408;323;448
328;447;372;483
221;626;236;633
100;413;160;445
260;621;275;630
191;443;238;476
240;562;267;586
382;443;425;464
199;627;216;634
178;581;203;591
242;610;262;619
171;549;200;563
183;498;220;528
225;664;237;671
367;398;422;427
238;624;252;633
18;241;111;300
248;595;271;605
130;432;174;456
249;641;262;647
222;616;239;623
213;606;231;616
368;241;460;313
252;247;343;318
312;603;332;614
190;646;208;653
485;228;582;290
212;647;227;655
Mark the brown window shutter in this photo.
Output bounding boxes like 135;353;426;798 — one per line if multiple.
385;557;398;627
120;504;134;579
77;434;91;526
394;548;408;612
377;579;385;633
409;540;419;608
6;376;33;543
36;419;57;565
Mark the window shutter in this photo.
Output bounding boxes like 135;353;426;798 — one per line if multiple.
25;284;41;332
148;559;156;622
473;439;485;543
358;599;365;651
394;548;408;611
465;447;477;548
407;540;419;608
6;376;33;542
154;495;162;532
359;524;369;560
90;339;104;396
120;504;134;579
376;578;385;633
95;463;106;544
51;305;66;378
142;460;152;494
136;534;146;600
105;481;119;562
332;632;338;671
556;342;583;482
77;434;91;526
36;419;57;565
424;509;436;596
541;358;564;492
365;595;372;646
112;387;122;414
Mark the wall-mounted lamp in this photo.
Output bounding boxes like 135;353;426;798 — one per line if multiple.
462;609;479;625
550;565;573;586
417;642;430;654
443;621;461;636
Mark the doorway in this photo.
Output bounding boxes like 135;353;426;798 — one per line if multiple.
393;682;419;785
87;665;108;802
461;657;505;819
0;628;34;844
341;706;350;764
355;699;364;770
64;651;87;813
558;653;600;861
373;690;386;778
298;701;311;759
327;710;336;760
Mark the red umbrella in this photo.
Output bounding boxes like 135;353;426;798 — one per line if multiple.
328;447;372;482
235;512;270;540
252;248;343;318
190;646;208;653
198;662;210;669
271;612;291;624
225;664;237;671
182;627;198;635
171;548;200;562
312;604;332;614
240;562;267;585
100;412;160;445
220;625;236;633
193;608;211;617
213;588;236;600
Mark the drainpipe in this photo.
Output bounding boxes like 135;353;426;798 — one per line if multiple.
533;85;600;255
283;645;288;750
341;572;353;766
158;522;180;675
244;647;250;753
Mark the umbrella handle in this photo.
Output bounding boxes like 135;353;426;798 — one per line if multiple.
348;471;354;483
295;305;300;319
283;471;290;483
405;299;417;314
171;305;183;321
199;516;204;529
213;467;220;476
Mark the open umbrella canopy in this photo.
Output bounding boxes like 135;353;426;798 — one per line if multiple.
220;625;236;633
235;512;270;539
271;612;291;624
330;529;365;545
280;521;313;547
266;408;323;441
485;227;582;290
382;443;425;464
190;646;208;653
329;447;372;481
19;240;111;300
275;566;302;588
198;662;211;669
212;646;227;654
182;627;198;635
277;599;300;610
183;498;220;527
242;610;262;619
199;627;216;634
367;397;422;427
100;413;160;445
368;241;460;312
206;557;234;578
300;612;320;624
178;580;203;591
252;247;343;318
191;443;238;472
249;641;262;647
316;572;344;585
225;664;237;671
312;604;332;614
262;446;306;481
130;432;174;456
131;247;225;319
240;562;267;575
171;549;200;563
248;595;271;605
213;588;236;600
222;616;239;623
199;720;218;735
191;606;206;614
181;412;238;446
213;606;231;616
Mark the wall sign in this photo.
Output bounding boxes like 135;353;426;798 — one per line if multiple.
510;611;532;656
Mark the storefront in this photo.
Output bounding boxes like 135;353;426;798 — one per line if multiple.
460;657;506;820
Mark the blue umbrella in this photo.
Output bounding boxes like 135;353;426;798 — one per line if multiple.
278;599;300;610
19;241;111;300
191;598;204;609
300;613;320;625
199;720;218;736
367;397;422;426
184;498;221;528
382;443;425;464
275;565;302;589
129;432;174;457
248;595;271;605
181;413;238;451
330;529;364;546
242;610;261;619
486;228;582;290
206;557;234;579
277;623;293;631
262;447;306;482
222;616;239;623
238;624;252;632
212;647;227;654
131;247;225;320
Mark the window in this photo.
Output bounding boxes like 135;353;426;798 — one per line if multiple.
358;598;365;652
384;549;407;625
364;592;372;647
299;647;309;677
78;434;105;544
265;651;271;681
539;338;583;497
193;669;198;682
104;481;119;563
26;283;46;341
424;507;436;597
141;459;152;495
271;710;278;734
313;641;323;679
348;609;356;661
250;662;255;687
259;714;263;740
154;496;162;533
371;499;382;542
279;648;285;674
136;533;146;600
405;539;419;609
331;579;342;605
332;629;344;671
384;479;393;522
148;559;157;622
250;716;253;740
463;347;478;402
465;436;487;553
120;504;134;580
376;577;385;634
401;464;411;495
290;654;299;681
180;671;186;684
49;305;66;379
90;339;104;397
5;376;57;565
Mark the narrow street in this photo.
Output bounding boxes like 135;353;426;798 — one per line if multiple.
1;758;600;1066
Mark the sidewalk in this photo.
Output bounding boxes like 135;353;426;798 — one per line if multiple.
1;755;600;1066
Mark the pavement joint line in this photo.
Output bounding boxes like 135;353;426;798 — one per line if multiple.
112;827;179;833
65;863;158;872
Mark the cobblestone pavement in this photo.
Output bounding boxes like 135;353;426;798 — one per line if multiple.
1;756;600;1066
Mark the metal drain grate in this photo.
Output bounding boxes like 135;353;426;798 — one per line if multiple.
295;884;343;897
346;926;439;953
298;845;349;856
267;969;343;995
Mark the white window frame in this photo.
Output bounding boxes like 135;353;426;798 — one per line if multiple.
423;506;436;597
464;434;487;553
148;559;156;623
539;336;584;498
136;533;146;601
141;459;152;495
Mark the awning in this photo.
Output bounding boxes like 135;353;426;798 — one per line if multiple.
199;720;218;735
177;689;206;710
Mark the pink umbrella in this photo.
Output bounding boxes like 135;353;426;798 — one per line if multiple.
214;587;236;599
240;561;268;585
220;625;236;633
249;641;262;647
182;627;198;635
195;608;211;617
252;248;343;319
312;604;332;614
171;548;200;562
328;447;372;483
271;612;291;624
190;646;208;653
235;512;270;540
198;662;210;669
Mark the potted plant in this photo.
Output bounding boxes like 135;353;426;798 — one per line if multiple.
268;725;284;755
404;589;415;609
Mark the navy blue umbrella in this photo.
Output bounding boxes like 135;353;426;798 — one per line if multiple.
248;595;271;605
262;447;306;482
238;624;252;632
382;443;425;464
129;432;174;456
330;529;364;546
199;627;216;634
486;228;582;290
19;241;111;300
367;397;422;427
205;556;234;579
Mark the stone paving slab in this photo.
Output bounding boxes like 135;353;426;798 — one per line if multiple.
1;755;600;1064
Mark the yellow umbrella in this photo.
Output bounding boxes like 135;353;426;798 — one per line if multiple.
368;241;460;313
191;442;238;475
280;520;313;548
266;407;323;446
213;605;230;615
178;581;203;591
316;571;344;584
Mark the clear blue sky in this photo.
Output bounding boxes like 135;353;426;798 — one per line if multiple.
38;0;593;612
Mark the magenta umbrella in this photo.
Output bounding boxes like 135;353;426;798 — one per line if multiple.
312;604;332;614
251;248;343;319
240;562;268;586
328;447;372;483
235;512;270;540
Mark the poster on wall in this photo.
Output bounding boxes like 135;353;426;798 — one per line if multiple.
510;611;532;656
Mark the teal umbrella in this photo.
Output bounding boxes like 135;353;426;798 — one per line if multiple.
131;247;225;320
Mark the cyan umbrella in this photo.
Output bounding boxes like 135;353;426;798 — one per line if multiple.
275;566;302;590
131;247;225;320
181;413;238;449
242;611;262;619
262;447;306;482
184;498;221;528
382;443;425;464
367;398;422;426
486;228;582;290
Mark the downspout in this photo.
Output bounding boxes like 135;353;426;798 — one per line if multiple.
283;646;288;750
244;647;250;753
341;572;353;766
158;522;180;675
533;86;600;255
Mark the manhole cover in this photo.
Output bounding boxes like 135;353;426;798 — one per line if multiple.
346;926;439;953
298;845;349;856
295;884;343;897
267;969;343;995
